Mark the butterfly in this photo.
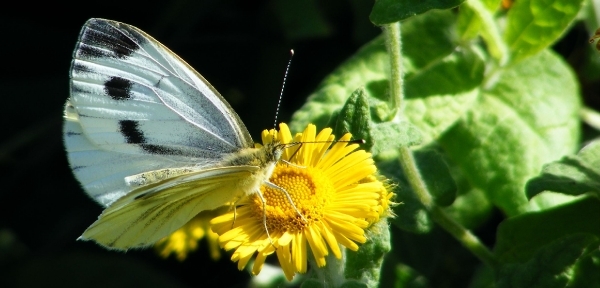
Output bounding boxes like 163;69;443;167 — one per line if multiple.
64;18;297;250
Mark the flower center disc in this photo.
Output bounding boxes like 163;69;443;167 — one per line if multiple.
253;165;335;234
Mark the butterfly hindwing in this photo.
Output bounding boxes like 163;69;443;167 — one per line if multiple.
80;166;259;249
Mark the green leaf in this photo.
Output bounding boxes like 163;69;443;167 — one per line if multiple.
456;1;484;40
290;35;387;133
345;219;391;288
567;247;600;288
394;263;430;288
369;0;465;25
370;121;423;155
402;47;483;143
494;196;600;263
504;0;585;63
497;234;598;288
291;10;484;145
339;280;368;288
439;50;580;216
469;265;496;288
301;279;326;288
527;140;600;199
413;149;457;207
331;88;423;155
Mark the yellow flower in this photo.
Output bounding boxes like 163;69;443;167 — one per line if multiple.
155;209;225;261
211;123;391;280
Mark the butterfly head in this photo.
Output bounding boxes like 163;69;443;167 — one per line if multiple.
262;140;286;165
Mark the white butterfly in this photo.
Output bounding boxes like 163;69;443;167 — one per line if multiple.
64;18;292;250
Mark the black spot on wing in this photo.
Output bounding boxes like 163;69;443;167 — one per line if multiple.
119;120;146;144
118;120;202;157
65;131;82;137
77;19;140;59
71;84;87;95
77;43;110;58
139;144;194;156
104;77;132;100
71;62;94;74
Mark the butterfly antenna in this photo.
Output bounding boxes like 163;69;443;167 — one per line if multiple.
273;49;294;132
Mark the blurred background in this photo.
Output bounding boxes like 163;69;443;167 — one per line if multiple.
0;0;597;287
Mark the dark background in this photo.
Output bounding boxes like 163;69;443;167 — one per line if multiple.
0;1;597;287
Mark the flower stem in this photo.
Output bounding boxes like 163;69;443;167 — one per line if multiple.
382;22;403;119
398;147;433;208
463;0;507;65
398;146;500;270
431;206;501;270
384;16;500;272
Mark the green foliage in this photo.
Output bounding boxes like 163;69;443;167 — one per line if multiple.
497;234;599;288
291;10;485;144
346;220;392;287
495;196;600;263
527;140;600;199
504;0;585;63
286;0;598;286
440;49;580;216
370;0;465;24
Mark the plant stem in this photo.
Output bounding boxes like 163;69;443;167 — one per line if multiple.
464;0;507;65
398;146;500;270
383;22;403;119
383;16;499;272
398;147;433;208
431;206;501;270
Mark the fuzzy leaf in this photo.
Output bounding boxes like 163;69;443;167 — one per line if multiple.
413;149;457;207
439;50;580;216
527;140;600;199
497;234;598;288
504;0;585;63
495;196;600;263
291;10;484;145
345;219;391;287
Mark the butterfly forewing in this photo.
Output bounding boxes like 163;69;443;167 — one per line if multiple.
65;19;254;206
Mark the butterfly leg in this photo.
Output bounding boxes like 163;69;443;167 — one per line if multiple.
264;181;307;222
230;196;245;229
231;205;237;229
280;159;305;168
255;190;274;245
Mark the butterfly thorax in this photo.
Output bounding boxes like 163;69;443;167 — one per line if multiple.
221;141;283;168
220;141;284;196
